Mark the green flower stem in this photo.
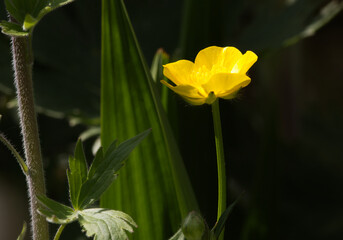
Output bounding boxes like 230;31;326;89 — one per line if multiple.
211;98;227;240
10;17;49;240
53;224;66;240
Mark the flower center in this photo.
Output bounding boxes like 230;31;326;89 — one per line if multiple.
192;65;210;85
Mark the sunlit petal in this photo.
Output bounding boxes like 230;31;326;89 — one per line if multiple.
220;47;243;72
231;51;258;74
162;46;257;105
163;60;194;85
202;73;251;96
194;46;224;70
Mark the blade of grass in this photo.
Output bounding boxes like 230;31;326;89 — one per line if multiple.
100;0;198;239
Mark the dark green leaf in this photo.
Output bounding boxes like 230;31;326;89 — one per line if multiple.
237;0;343;51
179;0;218;59
4;0;74;29
78;129;151;209
78;208;137;240
37;195;77;224
212;194;243;239
87;146;105;179
0;21;29;37
67;139;88;209
285;1;343;46
101;0;198;238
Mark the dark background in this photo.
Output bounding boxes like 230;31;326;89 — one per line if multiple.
0;0;342;239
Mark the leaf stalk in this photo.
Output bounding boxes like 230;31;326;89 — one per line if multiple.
53;224;66;240
0;133;28;174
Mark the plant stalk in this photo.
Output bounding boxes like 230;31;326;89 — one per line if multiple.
211;99;227;240
10;24;49;240
53;225;66;240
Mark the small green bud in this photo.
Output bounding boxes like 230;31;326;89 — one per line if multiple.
182;211;206;240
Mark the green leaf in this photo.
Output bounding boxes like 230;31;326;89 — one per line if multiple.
284;1;343;46
4;0;74;30
87;146;105;179
169;229;185;240
211;194;242;239
23;14;39;31
0;1;100;119
78;208;137;240
16;222;27;240
100;0;198;239
150;48;171;111
37;195;77;224
0;21;29;37
237;0;343;51
67;139;88;209
77;129;151;209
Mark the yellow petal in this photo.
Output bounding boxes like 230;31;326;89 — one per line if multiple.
182;96;207;105
219;47;244;72
163;60;194;85
201;73;251;97
231;51;258;74
161;80;204;98
194;46;224;70
161;80;206;105
194;46;243;73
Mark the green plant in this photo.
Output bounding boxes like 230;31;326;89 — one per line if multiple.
38;130;150;240
1;0;342;240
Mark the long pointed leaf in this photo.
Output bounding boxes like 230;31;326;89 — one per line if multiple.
100;0;198;239
67;139;88;209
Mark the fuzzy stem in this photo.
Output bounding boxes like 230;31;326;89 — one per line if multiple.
10;24;49;239
53;225;66;240
211;99;227;240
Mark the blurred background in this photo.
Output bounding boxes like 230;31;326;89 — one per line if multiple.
0;0;343;239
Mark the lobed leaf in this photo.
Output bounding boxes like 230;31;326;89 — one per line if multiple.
77;129;151;209
78;208;137;240
37;195;77;224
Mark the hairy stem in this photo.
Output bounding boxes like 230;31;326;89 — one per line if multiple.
211;99;227;240
11;25;49;239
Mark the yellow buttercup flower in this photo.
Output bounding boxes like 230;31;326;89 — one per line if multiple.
161;46;258;105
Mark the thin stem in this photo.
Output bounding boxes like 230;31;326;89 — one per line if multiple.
211;98;227;240
10;18;49;240
54;225;66;240
0;133;28;174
